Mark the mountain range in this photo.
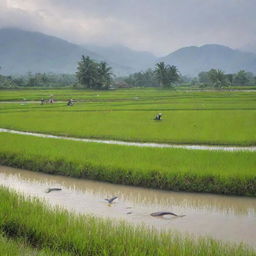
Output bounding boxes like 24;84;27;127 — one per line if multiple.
160;44;256;76
0;28;255;76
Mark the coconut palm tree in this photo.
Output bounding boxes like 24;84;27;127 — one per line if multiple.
97;61;113;89
208;69;228;88
155;62;169;87
167;65;180;86
155;62;180;88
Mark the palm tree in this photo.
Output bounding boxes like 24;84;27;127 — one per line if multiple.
155;62;168;87
155;62;180;88
97;62;113;89
208;69;228;88
167;65;180;85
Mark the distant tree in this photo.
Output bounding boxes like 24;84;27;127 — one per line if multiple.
0;75;16;88
1;71;77;88
190;77;198;86
76;56;98;89
233;70;253;86
225;74;234;85
12;77;26;87
198;71;210;85
76;56;113;89
155;62;169;87
122;69;158;87
208;69;229;88
155;62;180;88
179;75;192;84
167;65;180;85
96;61;113;89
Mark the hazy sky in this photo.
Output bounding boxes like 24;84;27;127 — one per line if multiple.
1;0;256;56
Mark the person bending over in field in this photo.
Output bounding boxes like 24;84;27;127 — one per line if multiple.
154;113;162;120
67;98;74;106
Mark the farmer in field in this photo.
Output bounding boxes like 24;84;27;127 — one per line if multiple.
154;113;162;120
67;98;74;106
40;98;45;105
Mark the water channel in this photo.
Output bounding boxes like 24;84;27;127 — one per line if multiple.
0;165;255;248
1;128;256;151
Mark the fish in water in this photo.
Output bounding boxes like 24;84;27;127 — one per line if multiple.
46;188;62;193
105;196;118;204
150;211;185;217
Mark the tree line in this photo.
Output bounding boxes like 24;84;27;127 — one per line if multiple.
120;68;256;88
0;72;76;88
1;56;255;89
118;62;180;88
198;69;256;88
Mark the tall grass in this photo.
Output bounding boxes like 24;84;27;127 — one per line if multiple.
0;187;255;256
0;233;71;255
1;133;255;196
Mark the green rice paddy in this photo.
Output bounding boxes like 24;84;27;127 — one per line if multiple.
1;89;256;145
1;133;255;195
1;88;256;254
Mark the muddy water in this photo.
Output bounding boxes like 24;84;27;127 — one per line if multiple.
0;166;256;248
1;128;256;151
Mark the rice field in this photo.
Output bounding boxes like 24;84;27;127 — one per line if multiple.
0;186;254;256
1;88;256;254
1;132;255;195
0;89;256;146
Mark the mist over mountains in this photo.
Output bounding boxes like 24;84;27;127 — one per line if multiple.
160;44;256;76
83;44;156;75
0;28;255;77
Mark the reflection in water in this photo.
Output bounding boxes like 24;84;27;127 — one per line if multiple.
1;165;255;216
0;165;256;248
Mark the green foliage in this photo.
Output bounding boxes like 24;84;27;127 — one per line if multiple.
0;233;70;255
208;69;229;88
122;69;158;87
233;70;255;86
198;71;210;85
198;69;256;87
97;61;113;89
167;65;180;85
0;188;255;256
155;62;180;88
0;75;16;88
1;73;77;88
76;55;113;89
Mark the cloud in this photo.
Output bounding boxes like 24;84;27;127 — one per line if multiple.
0;0;255;55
